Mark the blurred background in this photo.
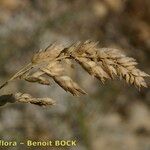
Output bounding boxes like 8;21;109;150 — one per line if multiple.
0;0;150;150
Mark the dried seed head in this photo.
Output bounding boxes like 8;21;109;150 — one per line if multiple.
0;40;149;107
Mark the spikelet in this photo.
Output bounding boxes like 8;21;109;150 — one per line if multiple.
32;43;64;64
98;48;149;88
0;92;55;107
15;92;55;106
23;71;51;85
0;40;149;107
53;76;86;96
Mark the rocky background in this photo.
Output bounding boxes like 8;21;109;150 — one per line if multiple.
0;0;150;150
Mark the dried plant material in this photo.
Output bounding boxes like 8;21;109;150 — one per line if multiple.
23;71;51;85
15;92;55;106
32;43;64;64
0;41;149;107
53;76;86;96
40;61;64;77
0;92;55;107
76;57;110;83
